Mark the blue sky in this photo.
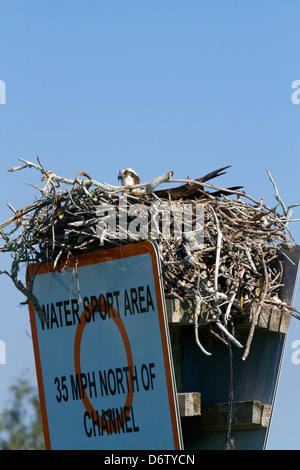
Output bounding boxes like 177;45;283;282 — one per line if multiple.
0;0;300;449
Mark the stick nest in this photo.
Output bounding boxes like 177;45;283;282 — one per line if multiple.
1;158;299;359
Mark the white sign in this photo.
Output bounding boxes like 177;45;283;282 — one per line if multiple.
28;241;182;450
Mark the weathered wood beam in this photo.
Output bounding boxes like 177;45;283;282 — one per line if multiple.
182;400;271;431
166;296;291;334
178;392;201;417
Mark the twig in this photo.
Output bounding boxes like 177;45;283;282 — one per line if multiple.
194;294;212;356
242;253;269;360
210;206;222;294
146;171;174;194
266;169;287;215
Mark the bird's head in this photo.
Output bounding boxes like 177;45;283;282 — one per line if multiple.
118;168;140;187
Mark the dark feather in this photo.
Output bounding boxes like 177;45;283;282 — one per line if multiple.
154;166;242;200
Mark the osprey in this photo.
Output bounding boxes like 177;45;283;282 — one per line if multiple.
118;168;140;187
118;166;242;200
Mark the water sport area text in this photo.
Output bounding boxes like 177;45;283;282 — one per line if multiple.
39;284;155;329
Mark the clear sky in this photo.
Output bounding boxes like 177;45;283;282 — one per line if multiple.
0;0;300;450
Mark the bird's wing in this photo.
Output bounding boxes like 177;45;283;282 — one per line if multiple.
154;165;241;200
194;165;232;183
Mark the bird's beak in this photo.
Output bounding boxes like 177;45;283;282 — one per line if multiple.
117;172;122;180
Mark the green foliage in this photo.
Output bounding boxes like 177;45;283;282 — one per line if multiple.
0;373;45;450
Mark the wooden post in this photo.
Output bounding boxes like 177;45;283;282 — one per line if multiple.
166;246;300;450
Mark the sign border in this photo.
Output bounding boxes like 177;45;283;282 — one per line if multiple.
27;241;183;450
